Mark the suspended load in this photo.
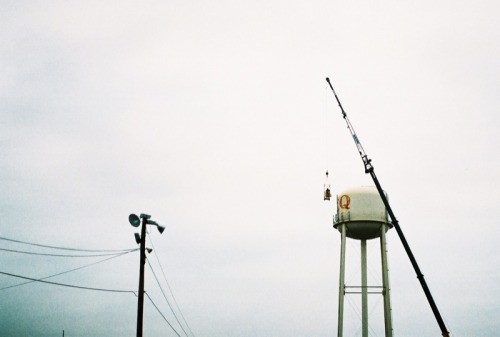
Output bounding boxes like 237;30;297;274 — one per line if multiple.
323;171;331;200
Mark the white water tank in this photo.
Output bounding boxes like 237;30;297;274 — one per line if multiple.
334;186;392;240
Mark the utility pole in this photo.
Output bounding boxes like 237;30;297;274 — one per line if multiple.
136;216;147;337
128;213;166;337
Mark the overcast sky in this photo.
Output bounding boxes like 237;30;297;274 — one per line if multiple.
1;1;499;336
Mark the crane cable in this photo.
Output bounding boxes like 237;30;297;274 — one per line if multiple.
323;84;332;201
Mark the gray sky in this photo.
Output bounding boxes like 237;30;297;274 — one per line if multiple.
1;0;499;336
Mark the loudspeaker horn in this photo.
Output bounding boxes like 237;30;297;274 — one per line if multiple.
129;213;141;227
134;233;141;244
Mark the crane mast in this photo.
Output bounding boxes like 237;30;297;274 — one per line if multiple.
326;77;451;337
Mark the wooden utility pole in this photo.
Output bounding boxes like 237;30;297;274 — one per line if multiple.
137;217;147;337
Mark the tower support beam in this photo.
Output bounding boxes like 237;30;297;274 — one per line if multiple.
337;224;347;337
361;239;368;337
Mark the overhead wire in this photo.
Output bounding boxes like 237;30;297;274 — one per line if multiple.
0;247;136;258
0;235;194;335
145;292;182;337
0;249;138;291
147;258;190;337
149;236;196;337
0;235;136;252
0;235;139;293
0;270;136;294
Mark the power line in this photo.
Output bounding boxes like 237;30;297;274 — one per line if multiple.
0;247;137;258
0;270;136;294
149;236;196;337
147;259;190;337
0;249;139;291
0;235;136;253
145;292;182;337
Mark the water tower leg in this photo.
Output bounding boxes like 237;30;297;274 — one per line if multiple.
380;224;393;337
337;224;347;337
361;239;368;337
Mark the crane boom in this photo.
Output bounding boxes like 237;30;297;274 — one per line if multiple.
326;77;450;337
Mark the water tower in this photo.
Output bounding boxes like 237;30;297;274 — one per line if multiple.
334;186;393;337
